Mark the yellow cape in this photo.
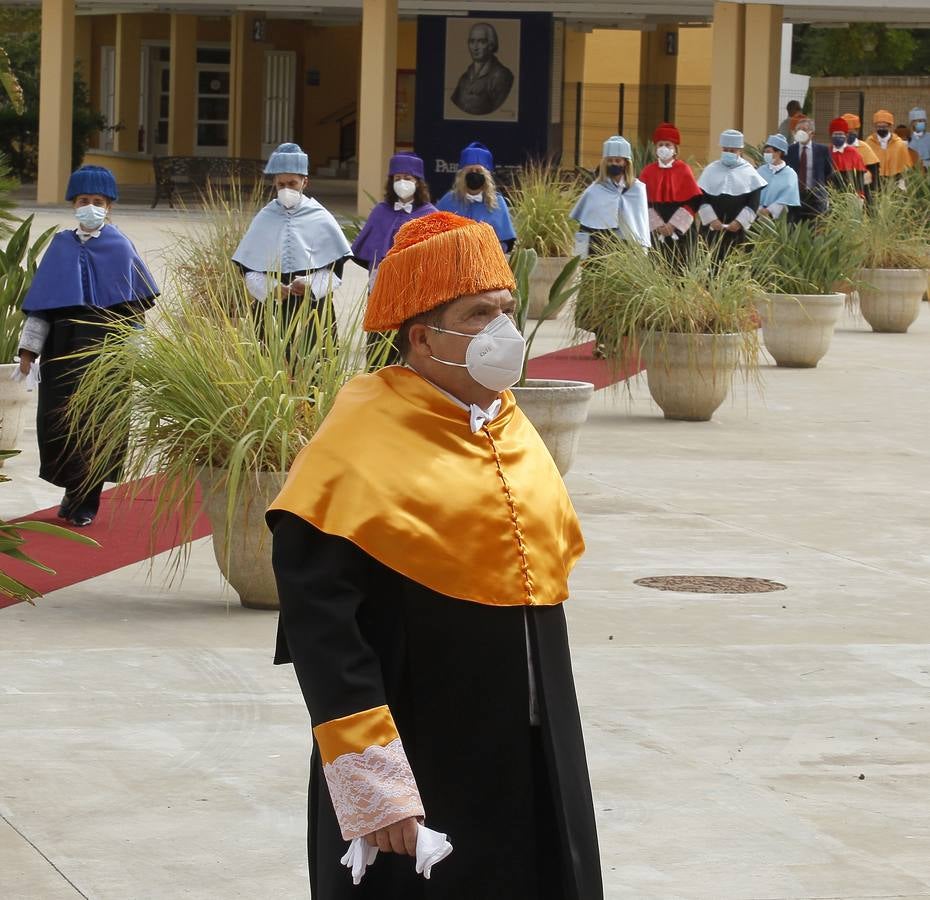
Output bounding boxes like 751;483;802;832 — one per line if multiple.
268;366;585;607
865;134;913;176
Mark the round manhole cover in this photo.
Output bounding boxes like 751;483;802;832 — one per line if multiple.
634;576;787;594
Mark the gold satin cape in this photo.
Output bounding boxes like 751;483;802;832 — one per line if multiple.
268;366;584;606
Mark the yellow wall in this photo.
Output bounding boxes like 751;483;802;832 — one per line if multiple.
398;20;417;69
84;151;155;185
583;30;641;84
677;26;713;85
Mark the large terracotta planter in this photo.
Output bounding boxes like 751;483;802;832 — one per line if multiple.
527;256;572;319
858;268;926;333
759;292;845;368
639;332;742;422
199;468;285;610
0;362;32;466
510;379;593;475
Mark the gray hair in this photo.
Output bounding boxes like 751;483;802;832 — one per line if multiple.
469;22;499;53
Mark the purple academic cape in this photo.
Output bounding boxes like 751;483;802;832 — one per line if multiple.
351;201;438;270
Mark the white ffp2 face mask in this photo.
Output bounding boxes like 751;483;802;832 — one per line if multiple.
794;130;810;144
393;179;416;200
75;204;107;230
429;314;526;392
277;188;302;209
656;146;675;162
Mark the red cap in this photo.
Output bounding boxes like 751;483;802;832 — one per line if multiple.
652;122;681;145
829;117;849;134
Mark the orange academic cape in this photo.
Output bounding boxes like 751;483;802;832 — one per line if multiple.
268;364;585;607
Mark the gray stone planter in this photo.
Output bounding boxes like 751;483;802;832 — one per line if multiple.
510;378;593;475
858;268;926;333
639;332;742;422
759;292;845;368
198;468;285;610
527;256;573;319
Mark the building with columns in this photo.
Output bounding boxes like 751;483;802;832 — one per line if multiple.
14;0;930;214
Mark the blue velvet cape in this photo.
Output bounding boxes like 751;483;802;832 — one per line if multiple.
435;191;516;244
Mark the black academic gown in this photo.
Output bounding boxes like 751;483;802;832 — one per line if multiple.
35;300;149;492
271;513;603;900
698;189;762;257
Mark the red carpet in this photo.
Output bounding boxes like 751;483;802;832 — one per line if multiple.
526;339;644;389
0;477;211;610
2;341;636;609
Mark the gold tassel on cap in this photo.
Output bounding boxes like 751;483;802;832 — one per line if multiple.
364;211;516;332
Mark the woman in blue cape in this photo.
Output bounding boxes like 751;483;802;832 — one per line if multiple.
756;133;801;220
232;142;351;345
436;142;516;252
352;152;436;365
17;165;159;526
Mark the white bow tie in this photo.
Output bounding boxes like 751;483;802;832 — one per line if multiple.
394;201;413;213
469;399;502;433
465;193;483;203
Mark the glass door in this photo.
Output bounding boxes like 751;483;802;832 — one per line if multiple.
195;47;231;157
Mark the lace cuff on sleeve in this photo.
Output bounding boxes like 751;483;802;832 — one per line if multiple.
315;705;425;841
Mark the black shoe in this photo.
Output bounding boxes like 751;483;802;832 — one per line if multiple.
69;510;96;527
57;491;77;520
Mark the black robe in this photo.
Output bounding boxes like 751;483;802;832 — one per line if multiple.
35;301;148;492
271;513;603;900
698;188;762;257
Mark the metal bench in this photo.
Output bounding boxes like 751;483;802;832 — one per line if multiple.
151;156;268;209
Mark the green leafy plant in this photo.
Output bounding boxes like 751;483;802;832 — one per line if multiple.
509;161;580;258
0;449;99;604
576;236;763;368
0;214;56;362
509;247;581;385
748;213;861;295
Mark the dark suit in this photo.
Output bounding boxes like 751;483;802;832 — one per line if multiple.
786;142;834;222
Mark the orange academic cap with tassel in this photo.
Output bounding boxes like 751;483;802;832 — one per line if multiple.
363;211;516;332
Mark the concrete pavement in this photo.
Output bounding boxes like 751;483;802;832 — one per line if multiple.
2;204;930;898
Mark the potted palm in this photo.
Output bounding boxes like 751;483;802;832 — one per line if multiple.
0;215;56;461
579;237;762;421
508;247;593;476
847;185;930;333
749;215;850;368
509;162;581;319
67;188;375;610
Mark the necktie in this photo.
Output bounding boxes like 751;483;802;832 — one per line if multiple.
799;145;808;189
394;201;413;213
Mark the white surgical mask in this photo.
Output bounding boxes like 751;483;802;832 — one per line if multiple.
763;152;775;166
656;146;675;162
277;188;302;209
720;151;740;168
794;129;810;144
74;204;107;230
429;314;526;392
393;179;416;200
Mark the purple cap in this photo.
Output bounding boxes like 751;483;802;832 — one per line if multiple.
459;142;494;171
388;153;424;179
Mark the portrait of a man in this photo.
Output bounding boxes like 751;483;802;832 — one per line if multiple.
444;18;520;122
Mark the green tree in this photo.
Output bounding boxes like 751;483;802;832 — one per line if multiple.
792;25;928;77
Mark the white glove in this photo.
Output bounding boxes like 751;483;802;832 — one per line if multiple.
415;823;453;879
10;359;39;391
340;838;379;886
309;268;341;300
340;824;453;885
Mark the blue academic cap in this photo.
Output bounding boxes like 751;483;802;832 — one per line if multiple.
264;142;309;175
459;142;494;170
65;165;118;201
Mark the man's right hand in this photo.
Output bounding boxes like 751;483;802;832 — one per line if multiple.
18;351;35;375
364;816;419;856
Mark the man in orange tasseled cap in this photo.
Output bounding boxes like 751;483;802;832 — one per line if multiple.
865;109;913;187
267;211;603;900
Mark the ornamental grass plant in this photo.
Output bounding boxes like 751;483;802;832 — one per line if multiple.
748;213;861;295
577;236;763;372
509;161;581;257
66;185;377;576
